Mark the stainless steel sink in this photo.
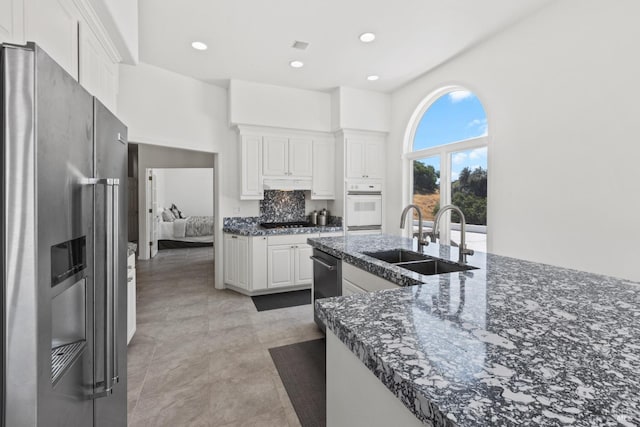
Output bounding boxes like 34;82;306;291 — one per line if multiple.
363;249;432;264
364;249;478;276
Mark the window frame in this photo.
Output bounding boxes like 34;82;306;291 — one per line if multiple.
402;86;488;247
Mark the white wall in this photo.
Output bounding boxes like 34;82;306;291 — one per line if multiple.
119;62;228;153
387;0;640;281
118;63;258;285
229;79;332;131
155;168;214;216
333;87;391;132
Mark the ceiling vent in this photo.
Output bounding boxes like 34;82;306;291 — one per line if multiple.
292;40;309;50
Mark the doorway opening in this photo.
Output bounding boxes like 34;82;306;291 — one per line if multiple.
146;167;214;258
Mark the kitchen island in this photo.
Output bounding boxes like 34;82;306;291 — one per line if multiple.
309;234;640;426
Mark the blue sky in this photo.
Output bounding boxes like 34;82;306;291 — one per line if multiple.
414;90;488;181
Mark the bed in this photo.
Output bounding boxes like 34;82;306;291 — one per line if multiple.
158;213;214;243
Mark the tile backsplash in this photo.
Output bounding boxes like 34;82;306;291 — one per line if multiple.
259;190;306;223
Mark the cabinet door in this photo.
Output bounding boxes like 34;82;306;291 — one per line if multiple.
263;136;289;176
289;138;313;178
250;236;268;291
294;244;314;286
365;139;384;179
312;139;335;199
236;236;250;290
223;234;237;285
0;0;24;44
268;244;294;288
346;138;367;179
241;135;263;199
25;0;79;80
78;22;118;113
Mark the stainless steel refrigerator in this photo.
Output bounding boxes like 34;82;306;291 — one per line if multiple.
1;42;128;426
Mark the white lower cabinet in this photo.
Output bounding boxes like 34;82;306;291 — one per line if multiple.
342;278;367;296
342;262;399;293
294;244;314;285
225;233;316;293
267;245;295;288
266;234;317;289
224;233;250;290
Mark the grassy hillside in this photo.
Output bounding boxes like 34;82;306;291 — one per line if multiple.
412;192;439;221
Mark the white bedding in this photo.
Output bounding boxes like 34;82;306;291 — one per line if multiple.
157;218;213;242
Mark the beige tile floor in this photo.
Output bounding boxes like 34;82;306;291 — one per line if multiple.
128;246;322;427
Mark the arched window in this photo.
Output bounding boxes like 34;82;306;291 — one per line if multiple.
405;87;488;252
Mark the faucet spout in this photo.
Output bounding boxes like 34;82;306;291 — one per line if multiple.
400;204;428;249
432;204;475;264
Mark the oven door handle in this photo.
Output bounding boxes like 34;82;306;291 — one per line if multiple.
310;256;336;271
347;191;382;196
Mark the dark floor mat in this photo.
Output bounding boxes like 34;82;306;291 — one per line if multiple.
251;289;311;312
269;339;326;427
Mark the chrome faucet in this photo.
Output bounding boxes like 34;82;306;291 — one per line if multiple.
400;204;428;249
430;204;474;264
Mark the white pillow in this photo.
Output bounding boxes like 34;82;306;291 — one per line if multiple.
161;209;176;222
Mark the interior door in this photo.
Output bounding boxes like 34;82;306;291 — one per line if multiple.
147;169;158;258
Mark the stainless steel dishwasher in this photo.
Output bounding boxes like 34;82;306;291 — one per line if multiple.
311;248;342;331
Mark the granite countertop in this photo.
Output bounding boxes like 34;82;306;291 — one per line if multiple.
223;217;343;236
127;242;137;257
310;234;640;426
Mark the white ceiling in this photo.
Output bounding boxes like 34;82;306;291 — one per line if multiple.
138;0;551;93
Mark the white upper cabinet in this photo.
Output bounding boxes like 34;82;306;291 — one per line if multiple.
0;0;124;111
312;138;335;199
240;135;264;199
263;136;313;178
0;0;24;44
79;21;118;112
263;136;289;176
237;126;335;196
25;0;79;80
364;139;384;179
346;136;385;180
288;138;313;177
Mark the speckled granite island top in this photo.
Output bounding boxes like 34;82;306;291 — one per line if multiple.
309;234;640;426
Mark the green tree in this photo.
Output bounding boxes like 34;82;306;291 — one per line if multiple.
447;166;487;225
413;161;439;194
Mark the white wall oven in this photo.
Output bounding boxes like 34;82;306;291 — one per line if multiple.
346;183;383;233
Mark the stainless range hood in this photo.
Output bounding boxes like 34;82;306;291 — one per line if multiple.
263;178;312;191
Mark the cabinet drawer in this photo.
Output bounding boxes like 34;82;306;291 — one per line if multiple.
342;262;399;292
342;279;366;296
267;233;319;246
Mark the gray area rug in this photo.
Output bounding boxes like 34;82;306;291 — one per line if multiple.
269;338;326;427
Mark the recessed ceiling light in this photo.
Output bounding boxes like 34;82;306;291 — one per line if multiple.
191;41;208;51
359;32;376;43
367;75;379;81
290;60;304;68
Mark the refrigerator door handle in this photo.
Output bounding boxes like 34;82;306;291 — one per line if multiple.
112;179;119;384
84;177;119;399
